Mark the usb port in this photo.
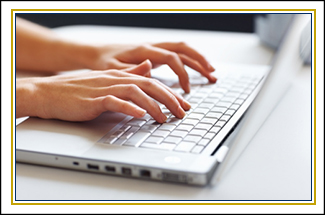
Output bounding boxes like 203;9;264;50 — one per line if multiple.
87;164;99;170
105;166;116;172
140;170;151;178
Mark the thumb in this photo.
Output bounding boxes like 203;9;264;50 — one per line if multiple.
124;59;152;76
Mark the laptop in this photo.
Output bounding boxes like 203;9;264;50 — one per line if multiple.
15;14;309;186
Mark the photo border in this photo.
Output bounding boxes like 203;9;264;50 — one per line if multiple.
11;8;317;205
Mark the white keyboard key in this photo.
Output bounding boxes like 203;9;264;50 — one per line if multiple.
188;98;203;104
126;126;140;134
187;113;205;120
210;126;221;133
229;87;245;93
140;125;158;133
183;135;202;143
211;107;227;113
193;108;210;114
203;98;219;104
158;124;176;131
205;112;222;119
165;117;182;126
120;132;134;139
123;131;151;147
111;129;125;138
145;136;164;144
239;94;249;100
204;132;216;140
234;99;245;105
139;114;153;121
121;125;132;132
191;92;207;98
229;104;240;110
220;115;231;122
197;88;213;93
195;123;213;131
191;145;205;154
104;137;118;144
182;119;199;126
213;88;228;94
215;120;226;127
113;138;128;145
161;108;172;118
226;92;241;98
189;129;206;137
126;119;146;127
225;110;236;116
152;130;170;138
200;118;218;125
198;138;210;146
215;102;232;108
198;103;214;109
146;120;161;127
208;93;223;98
164;136;182;144
220;97;236;103
243;89;254;94
170;130;188;138
176;124;193;132
174;141;196;152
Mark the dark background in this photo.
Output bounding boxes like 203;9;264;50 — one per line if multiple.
17;13;258;33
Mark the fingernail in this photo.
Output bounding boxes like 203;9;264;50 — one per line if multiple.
160;114;167;123
178;106;186;118
209;74;217;83
185;83;191;94
183;99;191;110
208;63;215;72
135;108;146;117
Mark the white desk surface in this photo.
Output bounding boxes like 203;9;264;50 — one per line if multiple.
15;26;312;201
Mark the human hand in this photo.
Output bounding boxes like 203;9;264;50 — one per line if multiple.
16;60;191;123
88;42;216;93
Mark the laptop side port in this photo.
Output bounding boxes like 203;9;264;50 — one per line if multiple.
87;164;99;170
72;161;79;166
121;167;132;176
162;172;187;183
105;165;116;173
139;170;151;178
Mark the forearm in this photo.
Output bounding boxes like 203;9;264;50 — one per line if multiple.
16;17;98;73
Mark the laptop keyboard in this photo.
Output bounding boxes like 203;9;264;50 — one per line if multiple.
101;74;263;154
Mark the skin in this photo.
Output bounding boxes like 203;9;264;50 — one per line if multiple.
16;17;216;122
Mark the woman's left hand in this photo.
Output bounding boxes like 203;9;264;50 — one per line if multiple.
89;42;216;93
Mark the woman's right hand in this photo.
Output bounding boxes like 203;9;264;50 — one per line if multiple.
16;60;191;123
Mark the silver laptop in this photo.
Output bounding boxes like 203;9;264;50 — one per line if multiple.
15;14;309;186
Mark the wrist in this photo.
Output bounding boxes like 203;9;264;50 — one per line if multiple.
57;40;100;70
16;78;39;118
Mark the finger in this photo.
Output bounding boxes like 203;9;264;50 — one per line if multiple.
129;45;191;93
109;78;186;119
106;84;167;123
124;59;152;77
153;42;215;72
179;53;217;83
107;58;138;70
99;95;147;118
154;79;192;111
100;71;191;113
